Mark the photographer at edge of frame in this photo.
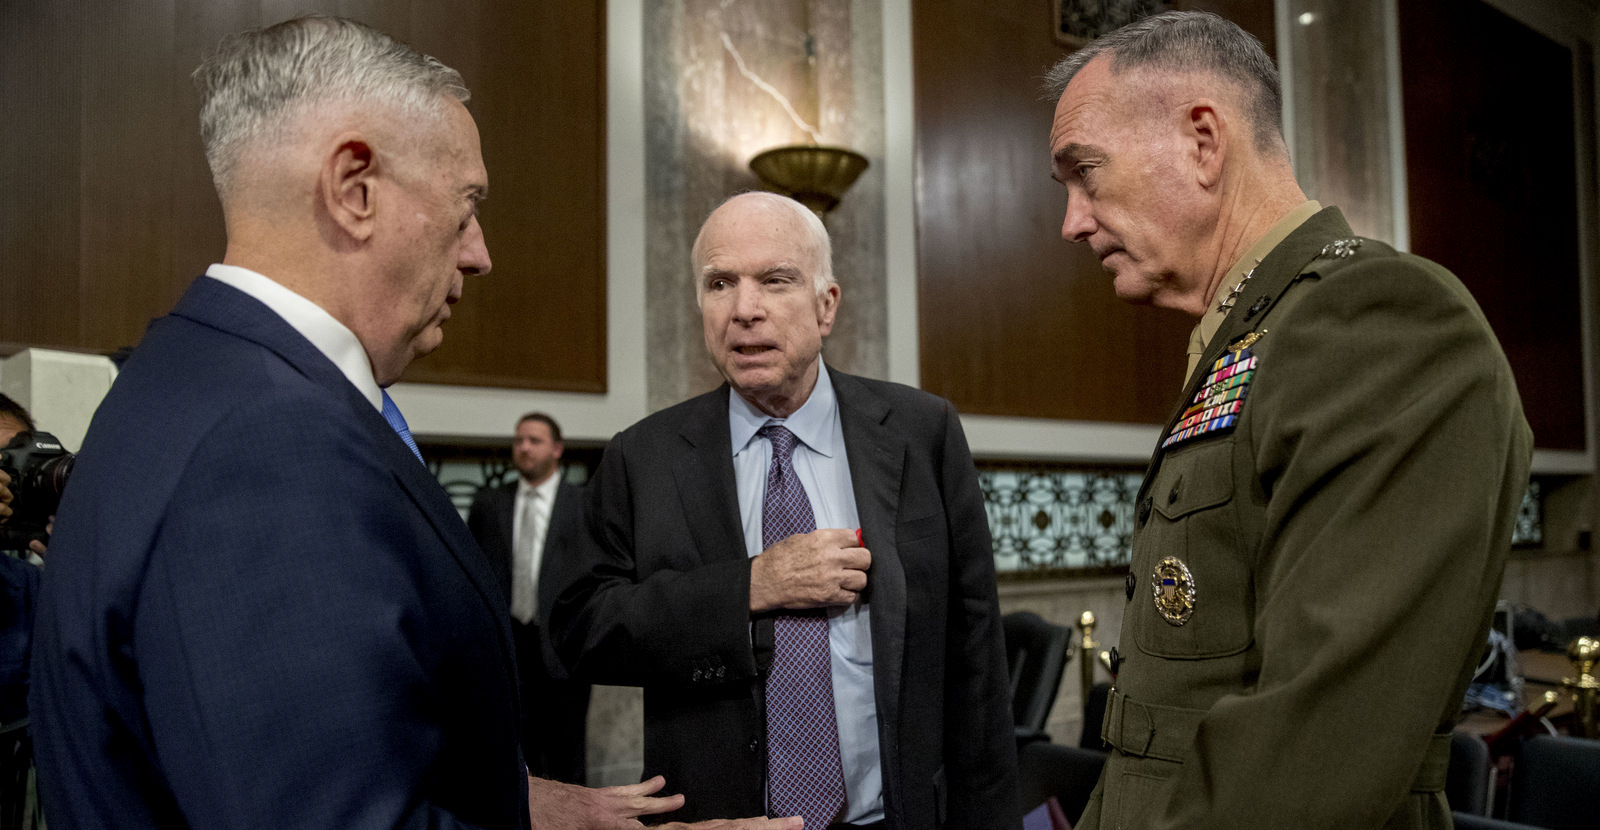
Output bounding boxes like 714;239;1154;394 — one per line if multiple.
0;393;50;725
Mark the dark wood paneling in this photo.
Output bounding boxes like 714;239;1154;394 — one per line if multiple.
1399;0;1585;451
403;0;608;392
914;0;1194;424
0;0;85;348
0;0;607;393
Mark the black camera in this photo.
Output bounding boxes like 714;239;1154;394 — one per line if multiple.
0;431;74;550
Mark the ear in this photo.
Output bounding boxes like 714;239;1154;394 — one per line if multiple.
552;441;565;460
320;132;379;243
816;282;841;336
1187;102;1226;189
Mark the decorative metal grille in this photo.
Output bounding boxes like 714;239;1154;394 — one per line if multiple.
1512;479;1542;548
978;464;1144;574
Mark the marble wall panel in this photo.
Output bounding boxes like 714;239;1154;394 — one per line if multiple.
1281;0;1398;243
643;0;887;413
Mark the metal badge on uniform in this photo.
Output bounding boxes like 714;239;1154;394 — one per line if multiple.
1152;556;1196;626
1318;237;1362;259
1161;336;1264;450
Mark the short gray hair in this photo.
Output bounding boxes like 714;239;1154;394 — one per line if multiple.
1043;11;1284;154
193;16;469;199
692;192;836;304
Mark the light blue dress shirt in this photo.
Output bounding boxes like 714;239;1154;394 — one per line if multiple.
729;362;883;825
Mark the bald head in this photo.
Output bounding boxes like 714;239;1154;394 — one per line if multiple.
693;192;841;418
692;193;834;306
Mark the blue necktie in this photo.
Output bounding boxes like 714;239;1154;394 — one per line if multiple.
759;423;845;828
381;390;424;464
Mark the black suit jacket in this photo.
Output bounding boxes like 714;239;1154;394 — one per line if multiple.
30;276;526;829
468;479;585;677
551;367;1020;829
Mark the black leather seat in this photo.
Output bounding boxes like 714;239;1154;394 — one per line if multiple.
1452;812;1543;830
1017;739;1107;826
1446;729;1492;817
1002;611;1073;744
1508;734;1600;830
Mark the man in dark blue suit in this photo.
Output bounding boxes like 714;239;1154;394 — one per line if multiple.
28;17;794;830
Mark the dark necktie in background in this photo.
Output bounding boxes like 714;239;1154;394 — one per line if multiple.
758;423;846;829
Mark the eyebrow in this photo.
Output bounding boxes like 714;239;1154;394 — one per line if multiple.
1050;143;1105;182
700;264;805;279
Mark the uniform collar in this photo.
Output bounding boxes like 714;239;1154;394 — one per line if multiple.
1185;200;1321;380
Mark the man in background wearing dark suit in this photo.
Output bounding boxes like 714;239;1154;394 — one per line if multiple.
28;16;789;830
470;413;591;785
553;192;1021;830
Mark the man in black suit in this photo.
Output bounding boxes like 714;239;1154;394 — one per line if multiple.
553;192;1021;830
470;413;591;785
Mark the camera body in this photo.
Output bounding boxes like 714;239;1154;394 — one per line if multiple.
0;431;74;549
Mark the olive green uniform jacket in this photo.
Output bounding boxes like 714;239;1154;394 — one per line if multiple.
1077;208;1533;830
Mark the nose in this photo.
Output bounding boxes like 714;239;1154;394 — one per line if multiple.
1061;192;1096;243
460;215;492;277
730;280;765;324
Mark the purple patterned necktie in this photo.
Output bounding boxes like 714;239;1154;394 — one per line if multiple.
759;423;846;829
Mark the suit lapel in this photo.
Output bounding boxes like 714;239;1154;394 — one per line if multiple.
673;386;748;566
171;276;514;655
831;369;909;772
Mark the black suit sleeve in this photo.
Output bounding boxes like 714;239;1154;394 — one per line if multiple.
937;401;1024;830
549;433;757;688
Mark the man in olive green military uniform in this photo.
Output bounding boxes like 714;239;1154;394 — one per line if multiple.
1045;11;1532;830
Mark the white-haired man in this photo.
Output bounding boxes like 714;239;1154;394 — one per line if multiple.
553;192;1022;830
1045;11;1531;830
31;18;792;830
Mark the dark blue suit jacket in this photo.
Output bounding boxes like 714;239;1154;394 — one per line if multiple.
30;276;528;829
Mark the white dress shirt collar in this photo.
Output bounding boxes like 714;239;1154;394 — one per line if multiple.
517;470;561;503
728;361;838;458
204;263;383;411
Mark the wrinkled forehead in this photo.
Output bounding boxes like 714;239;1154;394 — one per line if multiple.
697;199;819;272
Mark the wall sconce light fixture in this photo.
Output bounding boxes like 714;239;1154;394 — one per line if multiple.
749;145;870;217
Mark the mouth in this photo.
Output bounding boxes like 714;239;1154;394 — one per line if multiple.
733;345;776;356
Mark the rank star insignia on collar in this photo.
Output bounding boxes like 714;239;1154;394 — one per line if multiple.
1153;556;1196;626
1319;237;1362;258
1217;266;1256;313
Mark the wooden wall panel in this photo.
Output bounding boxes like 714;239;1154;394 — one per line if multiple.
0;0;607;393
404;0;607;392
1399;0;1586;451
913;0;1243;424
0;0;84;350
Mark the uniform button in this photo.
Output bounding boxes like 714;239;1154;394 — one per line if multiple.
1109;647;1122;675
1246;296;1270;320
715;666;725;679
748;738;760;753
691;669;703;682
1168;482;1180;505
1125;572;1136;601
1137;496;1152;525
